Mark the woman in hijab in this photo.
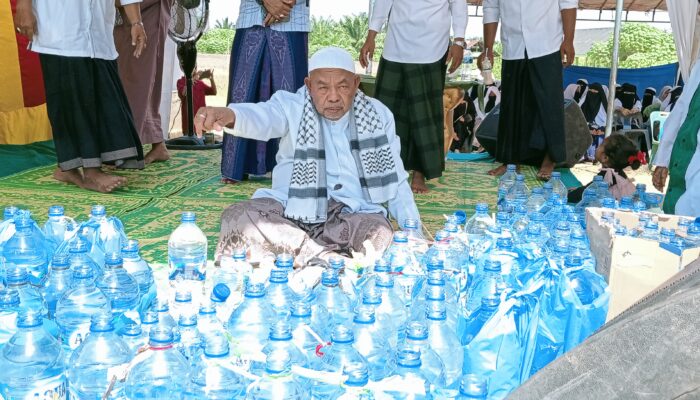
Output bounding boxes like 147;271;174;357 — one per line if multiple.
451;91;477;152
641;87;660;122
665;86;684;112
581;83;608;161
615;83;642;128
658;85;672;107
563;78;588;103
476;85;501;119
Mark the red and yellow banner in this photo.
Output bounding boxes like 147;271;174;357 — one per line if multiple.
0;0;51;144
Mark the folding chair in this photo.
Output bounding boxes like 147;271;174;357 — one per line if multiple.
614;111;650;158
648;111;670;163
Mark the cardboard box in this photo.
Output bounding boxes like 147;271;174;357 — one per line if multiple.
586;208;700;321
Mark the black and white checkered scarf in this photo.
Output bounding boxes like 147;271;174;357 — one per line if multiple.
284;87;399;223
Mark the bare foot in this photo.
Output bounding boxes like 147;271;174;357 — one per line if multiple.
53;168;83;187
145;142;170;165
537;155;555;181
488;164;508;176
411;171;430;194
82;168;127;193
221;178;240;185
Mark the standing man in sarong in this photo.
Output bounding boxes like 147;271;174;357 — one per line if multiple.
220;0;310;184
360;0;468;193
14;0;146;192
480;0;577;180
115;0;173;165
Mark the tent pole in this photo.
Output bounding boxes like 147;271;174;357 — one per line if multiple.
604;0;624;138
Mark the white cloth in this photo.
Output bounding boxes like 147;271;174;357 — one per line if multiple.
31;0;141;60
614;99;642;112
369;0;468;64
226;88;421;227
483;0;578;61
476;86;501;119
667;0;700;82
654;55;700;218
309;47;355;74
563;84;579;101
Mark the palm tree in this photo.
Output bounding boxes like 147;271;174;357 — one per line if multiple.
339;13;369;53
215;17;235;30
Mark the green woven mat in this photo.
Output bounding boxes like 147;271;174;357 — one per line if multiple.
0;146;549;264
0;140;57;178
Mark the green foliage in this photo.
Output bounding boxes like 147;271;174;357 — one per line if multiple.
581;23;677;68
309;14;385;62
214;17;235;30
197;28;235;54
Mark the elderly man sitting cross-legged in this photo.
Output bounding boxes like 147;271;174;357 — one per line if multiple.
196;47;421;266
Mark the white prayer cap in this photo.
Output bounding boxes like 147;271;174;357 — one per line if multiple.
308;47;356;74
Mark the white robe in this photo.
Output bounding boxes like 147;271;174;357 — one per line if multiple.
654;57;700;218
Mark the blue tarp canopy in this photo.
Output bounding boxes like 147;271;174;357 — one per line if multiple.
563;63;679;94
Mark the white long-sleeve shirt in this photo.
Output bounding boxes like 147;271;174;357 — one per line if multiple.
31;0;141;60
369;0;468;64
227;88;421;227
483;0;578;60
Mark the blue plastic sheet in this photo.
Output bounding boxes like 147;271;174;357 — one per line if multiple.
563;63;679;94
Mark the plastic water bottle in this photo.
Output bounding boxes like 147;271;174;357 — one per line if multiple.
456;374;488;399
328;256;359;304
411;275;460;332
524;187;545;214
5;265;47;316
640;220;660;241
422;231;463;284
227;283;275;370
67;311;131;398
596;181;613;201
548;171;568;199
498;164;517;192
563;256;608;306
0;310;67;399
67;238;103;277
214;248;252;305
351;305;391;381
0;206;19;251
0;289;20;348
267;268;297;316
460;296;499;346
466;260;505;315
373;273;409;344
336;364;375;400
461;49;473;80
185;335;247;399
42;254;73;319
96;253;140;321
313;325;369;398
172;287;195;321
425;302;464;390
257;320;308;378
56;264;111;353
660;228;676;244
383;231;421;299
151;297;178;333
632;183;647;204
2;213;49;287
379;348;431;399
618;196;633;211
315;269;353;327
685;225;700;248
246;350;306;399
288;302;326;362
403;218;428;256
465;203;494;237
43;205;76;251
169;211;208;281
119;321;148;356
398;322;447;390
86;204;127;253
125;327;190;398
177;313;203;363
506;175;530;205
121;240;156;314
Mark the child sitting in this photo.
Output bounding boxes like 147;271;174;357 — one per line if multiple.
568;134;647;203
177;68;217;136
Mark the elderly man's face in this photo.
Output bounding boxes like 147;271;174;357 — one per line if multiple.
305;69;360;121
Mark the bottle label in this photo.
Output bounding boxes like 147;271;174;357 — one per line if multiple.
66;324;90;350
23;375;67;400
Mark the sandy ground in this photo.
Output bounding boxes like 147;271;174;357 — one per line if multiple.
168;53;661;194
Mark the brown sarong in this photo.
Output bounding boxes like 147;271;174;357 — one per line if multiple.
216;198;394;266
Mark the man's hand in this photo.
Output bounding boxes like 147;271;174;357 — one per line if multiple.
14;0;37;38
477;48;494;71
199;69;213;79
262;0;293;26
446;44;464;74
561;39;575;67
194;106;235;135
131;22;147;58
359;33;376;69
652;166;669;192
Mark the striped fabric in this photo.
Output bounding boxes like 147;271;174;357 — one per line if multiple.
236;0;310;33
0;0;52;144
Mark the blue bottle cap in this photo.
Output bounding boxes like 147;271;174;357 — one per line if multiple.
91;205;106;217
392;231;409;243
405;322;429;341
331;325;355;344
181;211;196;222
452;211;467;225
213;283;232;301
396;348;422;368
48;205;64;217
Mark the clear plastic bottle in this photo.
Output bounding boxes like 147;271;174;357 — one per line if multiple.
582;175;603;200
379;348;432;399
227;283;275;371
246;350;306;400
422;231;463;284
403;218;428;256
140;310;160;338
86;204;127;255
151;297;178;334
2;213;49;287
314;269;353;327
42;254;73;319
121;240;157;314
185;335;247;399
213;248;251;306
43;205;76;251
0;310;67;399
68;311;132;399
525;187;547;214
383;231;422;300
0;206;19;252
640;220;661;241
177;313;202;363
55;264;111;352
541;182;554;202
632;183;647;204
337;364;377;400
396;322;447;391
96;253;140;321
424;302;464;391
125;327;191;398
171;287;195;321
465;203;494;236
168;211;208;281
68;238;103;279
197;302;226;343
548;171;568;199
288;301;326;362
258;320;308;377
660;228;676;244
456;374;488;399
685;225;700;248
5;265;47;317
119;321;148;356
498;164;517;193
506;174;531;205
460;296;500;346
563;256;608;306
313;325;369;398
352;305;391;381
0;289;20;348
373;273;409;345
267;268;297;317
